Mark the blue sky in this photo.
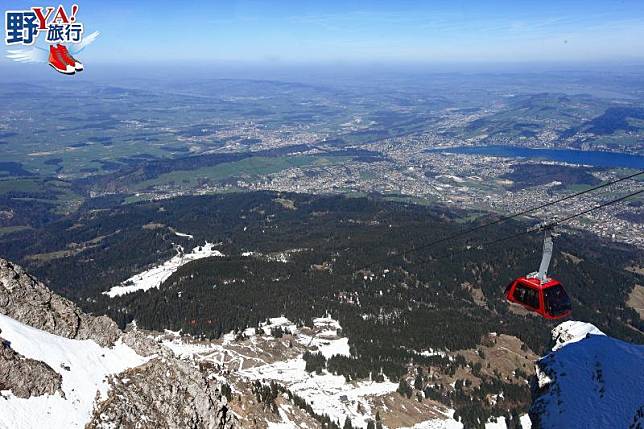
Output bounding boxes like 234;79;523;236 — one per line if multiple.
3;0;644;65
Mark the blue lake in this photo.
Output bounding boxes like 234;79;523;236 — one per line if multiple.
427;146;644;169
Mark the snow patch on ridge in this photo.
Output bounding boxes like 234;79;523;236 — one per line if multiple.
172;230;194;239
241;358;399;429
0;314;148;429
240;248;310;263
551;320;605;351
538;321;606;388
531;321;643;429
104;241;223;298
161;315;463;428
310;316;350;359
162;316;404;428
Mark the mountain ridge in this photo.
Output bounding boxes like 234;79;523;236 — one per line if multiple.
0;257;236;429
530;321;644;428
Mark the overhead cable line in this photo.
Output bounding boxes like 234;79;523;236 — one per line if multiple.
356;171;643;271
407;188;643;266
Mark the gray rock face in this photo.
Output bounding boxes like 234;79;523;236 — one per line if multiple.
88;357;237;429
0;334;63;398
0;258;239;428
121;323;170;358
0;258;120;347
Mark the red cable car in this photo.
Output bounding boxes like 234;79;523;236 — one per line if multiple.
504;227;572;319
505;276;571;319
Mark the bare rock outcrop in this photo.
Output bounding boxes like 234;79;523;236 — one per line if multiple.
0;258;120;347
0;333;63;398
88;356;237;429
0;258;240;428
121;323;171;358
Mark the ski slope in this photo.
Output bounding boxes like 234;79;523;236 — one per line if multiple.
104;241;223;297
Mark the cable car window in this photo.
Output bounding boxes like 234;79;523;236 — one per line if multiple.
543;285;571;316
513;284;539;308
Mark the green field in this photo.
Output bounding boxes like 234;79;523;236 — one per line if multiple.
0;178;44;194
132;155;352;191
0;177;83;214
0;225;32;236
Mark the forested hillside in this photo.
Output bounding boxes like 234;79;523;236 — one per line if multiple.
0;191;642;426
1;191;640;344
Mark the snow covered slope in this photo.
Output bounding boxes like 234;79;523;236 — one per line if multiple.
530;321;644;428
0;314;148;429
0;257;236;429
104;241;223;297
163;315;466;429
550;320;605;351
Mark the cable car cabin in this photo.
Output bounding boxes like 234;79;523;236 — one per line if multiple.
505;276;572;319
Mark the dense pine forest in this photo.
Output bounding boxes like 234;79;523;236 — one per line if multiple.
1;191;641;349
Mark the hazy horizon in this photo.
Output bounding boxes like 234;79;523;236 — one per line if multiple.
2;59;644;87
3;0;644;69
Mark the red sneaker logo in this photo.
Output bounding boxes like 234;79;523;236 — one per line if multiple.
48;44;77;75
4;5;97;76
6;32;98;76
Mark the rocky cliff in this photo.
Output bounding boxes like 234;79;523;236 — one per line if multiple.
0;334;63;398
0;258;237;429
0;258;119;347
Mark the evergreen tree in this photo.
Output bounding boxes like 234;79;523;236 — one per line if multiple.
343;416;353;429
414;373;424;390
397;378;412;398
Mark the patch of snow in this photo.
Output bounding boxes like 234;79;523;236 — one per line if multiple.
437;174;465;183
316;337;350;360
161;315;462;428
303;316;350;359
313;316;341;331
162;315;390;428
172;230;193;239
255;317;297;336
162;338;214;360
241;357;398;428
103;242;224;298
520;414;532;428
162;316;300;371
240;248;309;263
398;409;462;428
551;321;605;351
535;365;553;389
417;348;447;359
0;314;148;429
